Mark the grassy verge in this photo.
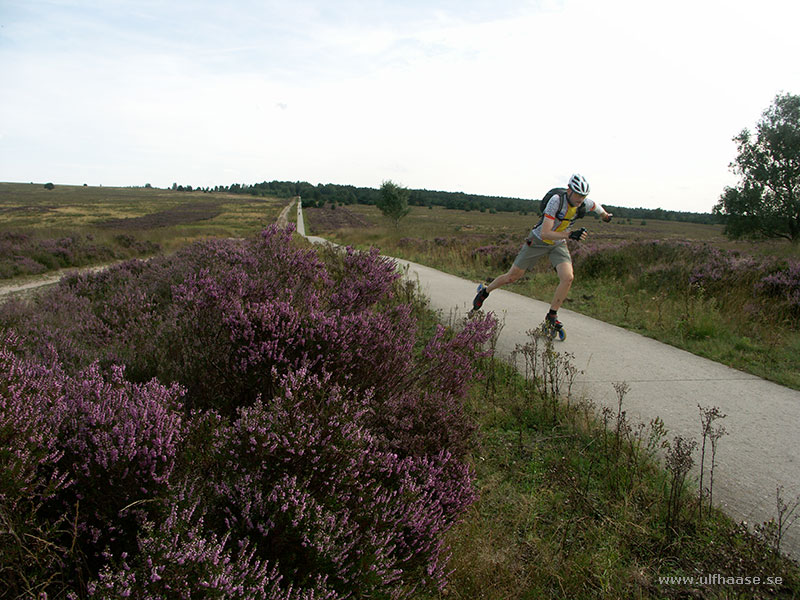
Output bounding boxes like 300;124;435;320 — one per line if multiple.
420;326;800;599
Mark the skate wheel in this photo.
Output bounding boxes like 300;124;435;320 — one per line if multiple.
557;328;566;341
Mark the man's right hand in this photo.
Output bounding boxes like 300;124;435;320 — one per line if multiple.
568;228;588;241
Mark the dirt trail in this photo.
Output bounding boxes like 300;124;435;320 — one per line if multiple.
0;264;121;301
276;198;297;228
0;272;65;300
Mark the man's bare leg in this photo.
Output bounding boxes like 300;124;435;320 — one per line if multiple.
549;262;574;311
486;265;526;293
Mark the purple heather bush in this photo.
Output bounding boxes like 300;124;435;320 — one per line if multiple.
0;333;74;595
0;225;495;598
325;245;399;312
90;485;327;600
56;363;185;549
0;334;185;597
0;231;159;279
758;260;800;314
195;370;478;596
0;289;113;372
369;319;495;458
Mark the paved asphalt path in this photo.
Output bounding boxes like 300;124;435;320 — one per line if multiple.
299;200;800;560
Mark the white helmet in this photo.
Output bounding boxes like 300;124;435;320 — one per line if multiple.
568;173;590;196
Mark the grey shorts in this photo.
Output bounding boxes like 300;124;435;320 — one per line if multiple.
512;237;572;271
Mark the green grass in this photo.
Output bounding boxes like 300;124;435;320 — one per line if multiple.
505;274;800;389
416;348;800;599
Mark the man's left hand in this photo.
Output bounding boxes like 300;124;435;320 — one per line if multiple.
602;212;613;223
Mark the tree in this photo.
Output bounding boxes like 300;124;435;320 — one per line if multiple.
43;182;55;190
377;180;410;226
714;93;800;242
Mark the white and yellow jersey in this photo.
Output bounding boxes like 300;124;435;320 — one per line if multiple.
530;193;603;245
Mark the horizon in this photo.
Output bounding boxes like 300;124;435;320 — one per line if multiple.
0;178;719;215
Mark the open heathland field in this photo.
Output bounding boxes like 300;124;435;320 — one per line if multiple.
308;203;800;390
0;182;288;279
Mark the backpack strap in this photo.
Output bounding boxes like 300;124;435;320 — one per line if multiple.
534;188;567;229
539;188;567;214
532;187;588;234
550;189;587;221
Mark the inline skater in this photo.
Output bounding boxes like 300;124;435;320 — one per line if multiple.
471;174;613;338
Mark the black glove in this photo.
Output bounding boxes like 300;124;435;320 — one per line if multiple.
568;227;587;241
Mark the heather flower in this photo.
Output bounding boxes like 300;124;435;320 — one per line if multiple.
0;231;153;279
55;363;186;545
321;245;400;313
195;369;479;597
0;226;494;597
0;331;71;507
571;239;796;318
758;260;800;313
89;485;329;600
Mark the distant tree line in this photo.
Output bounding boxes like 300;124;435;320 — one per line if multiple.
170;179;719;224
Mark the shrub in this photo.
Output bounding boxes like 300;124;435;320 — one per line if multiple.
89;488;306;600
758;260;800;315
0;333;75;597
0;231;159;280
192;370;478;596
0;334;185;597
0;226;495;597
55;363;185;552
571;240;800;320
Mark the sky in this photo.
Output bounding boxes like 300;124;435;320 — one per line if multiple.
1;0;799;213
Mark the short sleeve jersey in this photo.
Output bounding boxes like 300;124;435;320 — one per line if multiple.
531;193;599;245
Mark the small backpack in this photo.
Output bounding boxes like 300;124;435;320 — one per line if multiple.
539;187;587;219
536;188;586;227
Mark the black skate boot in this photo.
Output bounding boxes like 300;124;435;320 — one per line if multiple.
544;311;566;341
472;283;490;312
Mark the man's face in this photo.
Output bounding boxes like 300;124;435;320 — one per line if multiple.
567;191;587;206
